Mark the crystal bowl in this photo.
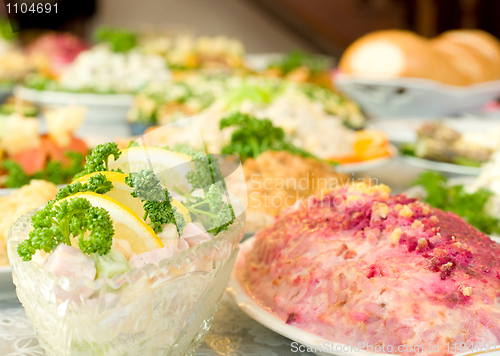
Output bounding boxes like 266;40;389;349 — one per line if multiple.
8;210;245;356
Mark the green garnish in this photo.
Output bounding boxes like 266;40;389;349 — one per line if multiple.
74;142;121;179
125;170;186;234
126;154;235;236
220;112;318;162
400;143;416;157
453;157;482;168
2;151;85;188
55;173;113;201
179;154;235;235
17;197;115;261
223;82;280;111
93;26;137;53
1;160;30;188
412;171;500;235
269;50;329;75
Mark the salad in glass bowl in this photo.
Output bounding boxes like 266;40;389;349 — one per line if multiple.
8;141;245;355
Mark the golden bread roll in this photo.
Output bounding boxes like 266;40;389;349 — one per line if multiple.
340;31;436;79
438;29;500;81
340;29;500;86
431;38;492;85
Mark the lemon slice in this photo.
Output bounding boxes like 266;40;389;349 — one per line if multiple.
60;192;163;254
74;171;145;219
108;146;194;190
74;171;192;226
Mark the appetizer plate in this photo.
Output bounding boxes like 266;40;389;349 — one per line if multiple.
368;117;500;144
334;73;500;118
401;155;481;176
335;145;397;174
229;237;500;356
15;86;134;125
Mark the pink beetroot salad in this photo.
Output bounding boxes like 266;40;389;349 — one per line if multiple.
237;185;500;355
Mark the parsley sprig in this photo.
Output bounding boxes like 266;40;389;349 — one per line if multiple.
18;198;115;261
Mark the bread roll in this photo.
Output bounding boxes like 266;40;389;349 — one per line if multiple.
339;30;432;78
438;29;500;81
431;38;491;85
340;29;500;86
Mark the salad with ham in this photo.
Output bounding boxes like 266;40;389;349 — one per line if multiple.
238;183;500;355
16;142;236;283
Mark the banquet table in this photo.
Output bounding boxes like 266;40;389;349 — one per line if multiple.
0;293;314;356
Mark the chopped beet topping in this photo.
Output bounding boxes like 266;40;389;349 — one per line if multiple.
367;264;384;278
407;236;418;252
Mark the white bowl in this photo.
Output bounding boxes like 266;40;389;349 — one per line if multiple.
16;86;134;125
9;210;245;355
334;73;500;118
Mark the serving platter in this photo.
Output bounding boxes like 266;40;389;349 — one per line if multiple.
334;73;500;118
15;86;134;125
228;237;500;356
401;155;481;176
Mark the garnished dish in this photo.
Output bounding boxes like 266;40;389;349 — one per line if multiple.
23;27;171;94
0;108;87;188
401;122;499;168
24;44;171;94
8;141;244;355
242;150;348;231
132;76;394;169
140;32;245;71
260;50;332;87
236;183;500;355
127;74;365;129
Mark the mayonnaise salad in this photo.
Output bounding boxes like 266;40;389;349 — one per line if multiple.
57;45;171;93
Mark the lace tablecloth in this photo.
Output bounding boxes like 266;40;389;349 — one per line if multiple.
0;293;314;356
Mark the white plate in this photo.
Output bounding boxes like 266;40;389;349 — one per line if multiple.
228;236;500;356
334;73;500;118
15;86;134;125
402;155;481;176
335;145;397;173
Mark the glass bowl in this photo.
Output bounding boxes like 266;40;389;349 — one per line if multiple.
8;210;245;356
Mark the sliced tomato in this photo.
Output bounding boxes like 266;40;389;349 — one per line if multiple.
11;147;47;175
68;136;88;155
42;135;88;165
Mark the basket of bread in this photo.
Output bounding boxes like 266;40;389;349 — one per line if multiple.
335;29;500;117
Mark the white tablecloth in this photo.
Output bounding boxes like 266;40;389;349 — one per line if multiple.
0;293;314;356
